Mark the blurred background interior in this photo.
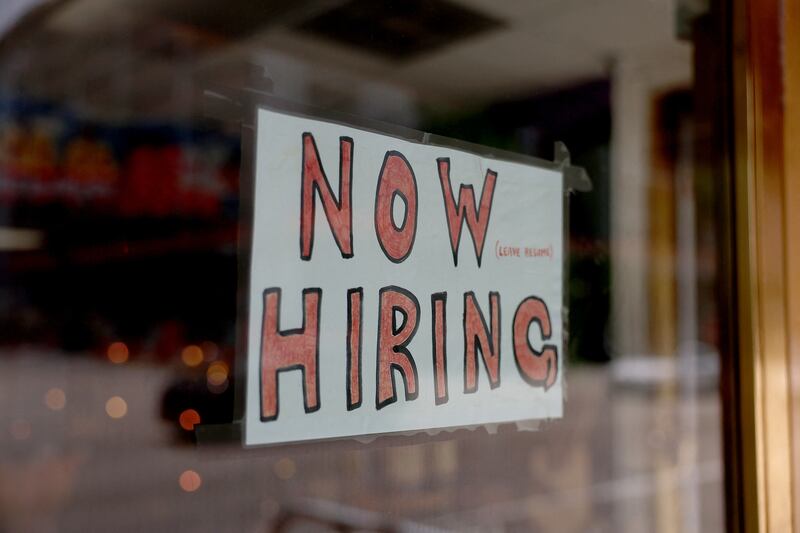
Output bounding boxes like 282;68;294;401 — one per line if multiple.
0;0;726;532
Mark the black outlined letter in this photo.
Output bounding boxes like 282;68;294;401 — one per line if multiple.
376;286;420;409
431;292;449;405
260;288;321;421
374;151;418;263
437;158;497;267
463;291;501;393
300;133;353;260
346;287;363;410
513;296;558;390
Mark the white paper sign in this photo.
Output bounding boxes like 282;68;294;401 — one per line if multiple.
245;107;564;446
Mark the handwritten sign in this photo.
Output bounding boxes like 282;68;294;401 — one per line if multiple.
244;107;564;446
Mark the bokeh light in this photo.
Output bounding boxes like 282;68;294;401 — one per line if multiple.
181;345;204;367
206;361;228;386
107;342;129;364
273;458;296;480
44;387;66;411
179;470;202;492
105;396;128;419
179;409;201;431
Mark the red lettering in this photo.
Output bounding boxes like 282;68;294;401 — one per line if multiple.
374;151;417;263
431;293;449;404
512;296;558;390
300;133;353;260
463;292;501;392
260;288;321;421
376;286;420;409
347;287;363;410
437;158;497;267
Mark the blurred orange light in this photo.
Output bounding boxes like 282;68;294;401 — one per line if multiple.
179;470;202;492
179;409;201;431
105;396;128;419
44;387;66;411
181;345;204;367
273;458;296;480
207;361;229;386
107;342;129;364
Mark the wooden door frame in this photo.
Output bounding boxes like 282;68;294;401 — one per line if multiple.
726;0;798;530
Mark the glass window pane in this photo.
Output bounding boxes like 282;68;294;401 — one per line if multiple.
0;1;726;531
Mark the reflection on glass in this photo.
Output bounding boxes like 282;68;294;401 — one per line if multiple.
0;0;725;531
